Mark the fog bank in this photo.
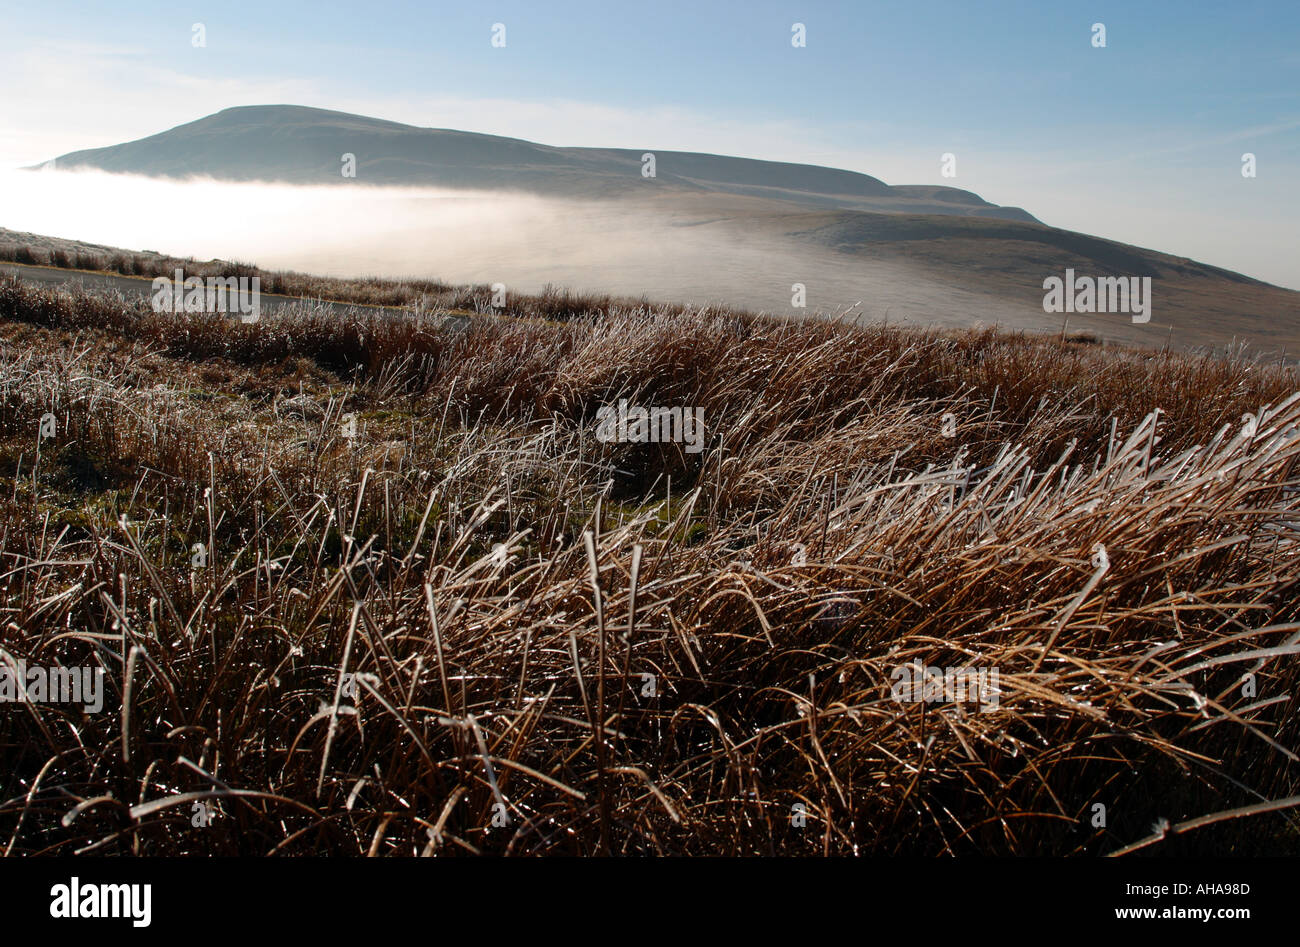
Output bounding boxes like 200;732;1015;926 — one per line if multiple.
3;168;1010;323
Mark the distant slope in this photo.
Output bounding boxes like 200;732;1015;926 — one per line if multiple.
38;104;1039;222
23;106;1300;354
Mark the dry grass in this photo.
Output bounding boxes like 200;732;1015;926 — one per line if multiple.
0;273;1297;856
0;240;697;322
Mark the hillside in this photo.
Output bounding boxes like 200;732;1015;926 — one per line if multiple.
22;104;1300;355
40;105;1039;220
0;268;1297;855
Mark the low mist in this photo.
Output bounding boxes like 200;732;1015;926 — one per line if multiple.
0;167;1016;325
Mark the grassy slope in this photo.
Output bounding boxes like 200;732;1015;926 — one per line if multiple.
0;272;1297;855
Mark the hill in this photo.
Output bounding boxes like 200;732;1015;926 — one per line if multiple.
26;105;1300;353
40;104;1039;220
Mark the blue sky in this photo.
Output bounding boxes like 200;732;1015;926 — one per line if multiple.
2;0;1298;286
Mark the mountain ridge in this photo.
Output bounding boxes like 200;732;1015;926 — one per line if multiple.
37;104;1040;222
21;104;1300;353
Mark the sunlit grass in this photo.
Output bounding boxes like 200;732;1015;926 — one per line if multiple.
0;273;1297;855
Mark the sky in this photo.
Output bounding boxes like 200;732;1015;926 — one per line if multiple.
1;0;1298;287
